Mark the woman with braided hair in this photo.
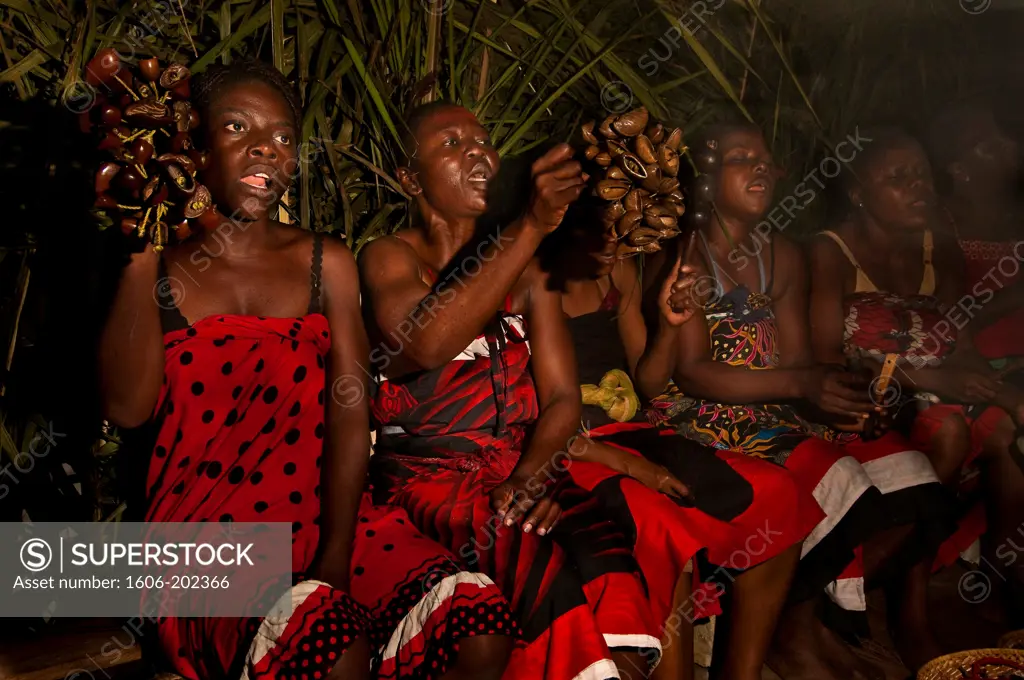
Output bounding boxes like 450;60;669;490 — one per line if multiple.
99;61;517;680
360;101;668;680
653;122;952;679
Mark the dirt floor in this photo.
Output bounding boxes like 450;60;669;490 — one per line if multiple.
0;561;1014;680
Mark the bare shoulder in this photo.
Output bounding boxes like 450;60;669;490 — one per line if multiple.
320;235;358;278
512;257;548;314
808;226;849;266
931;224;960;252
356;233;422;282
768;233;806;267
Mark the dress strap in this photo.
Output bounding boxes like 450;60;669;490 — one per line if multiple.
596;276;620;311
764;236;776;296
753;237;774;295
943;206;962;241
697;230;725;285
821;230;878;293
920;229;936;295
485;314;509;436
307;231;324;315
156;256;190;333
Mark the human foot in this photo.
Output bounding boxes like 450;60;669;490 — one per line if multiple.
768;603;881;680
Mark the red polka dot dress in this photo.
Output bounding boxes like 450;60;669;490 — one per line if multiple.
145;233;516;680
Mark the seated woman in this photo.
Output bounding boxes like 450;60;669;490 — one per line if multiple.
98;62;515;680
544;208;819;680
656;122;951;677
809;126;1024;625
928;105;1024;373
358;101;664;680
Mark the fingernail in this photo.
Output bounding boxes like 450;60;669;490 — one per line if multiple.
523;523;533;533
505;517;514;527
537;528;546;536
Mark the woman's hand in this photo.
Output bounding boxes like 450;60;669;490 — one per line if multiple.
933;367;1001;404
802;366;878;420
305;551;349;592
490;472;563;536
525;144;587;234
622;455;691;500
659;252;701;327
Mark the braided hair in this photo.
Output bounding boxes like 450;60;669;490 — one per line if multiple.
399;99;461;164
192;60;302;129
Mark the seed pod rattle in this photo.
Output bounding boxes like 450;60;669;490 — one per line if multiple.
80;49;215;252
579;107;687;259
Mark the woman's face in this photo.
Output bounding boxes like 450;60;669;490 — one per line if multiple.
955;114;1019;188
855;142;937;231
714;129;777;222
403;106;500;219
201;80;298;221
569;220;617;278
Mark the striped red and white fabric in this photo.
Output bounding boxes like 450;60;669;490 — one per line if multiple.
784;432;948;631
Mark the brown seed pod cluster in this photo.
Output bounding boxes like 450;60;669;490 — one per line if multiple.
581;107;687;259
81;49;214;251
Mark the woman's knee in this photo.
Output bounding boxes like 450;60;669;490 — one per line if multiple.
448;634;514;680
980;414;1016;462
927;414;971;483
327;636;371;680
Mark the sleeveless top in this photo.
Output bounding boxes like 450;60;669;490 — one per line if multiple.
951;216;1024;361
147;231;329;583
698;230;777;368
653;234;840;464
563;281;647;429
820;229;953;367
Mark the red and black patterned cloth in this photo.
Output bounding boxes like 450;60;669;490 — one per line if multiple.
369;308;664;680
144;236;514;680
564;282;819;623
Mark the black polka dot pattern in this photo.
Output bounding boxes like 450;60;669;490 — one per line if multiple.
143;314;389;677
228;466;245;484
357;554;520;667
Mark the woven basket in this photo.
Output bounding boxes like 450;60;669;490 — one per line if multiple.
917;649;1024;680
1000;631;1024;650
